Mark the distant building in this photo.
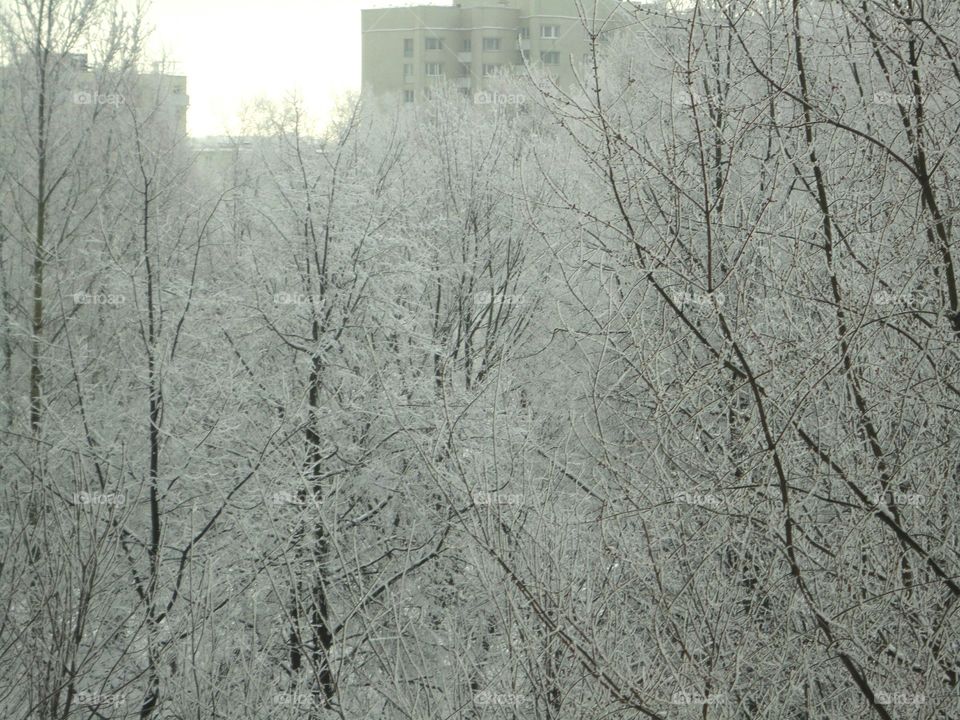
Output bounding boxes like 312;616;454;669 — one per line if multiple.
361;0;633;103
191;136;256;182
134;62;189;137
2;53;189;137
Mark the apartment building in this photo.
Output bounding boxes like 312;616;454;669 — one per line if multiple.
134;62;190;137
1;53;189;137
361;0;630;103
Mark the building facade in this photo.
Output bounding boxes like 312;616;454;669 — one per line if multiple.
361;0;628;103
133;62;189;137
63;54;188;137
1;53;189;136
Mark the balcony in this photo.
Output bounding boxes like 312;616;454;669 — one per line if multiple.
457;51;472;62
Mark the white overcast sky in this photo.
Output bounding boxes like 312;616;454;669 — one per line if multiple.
139;0;445;137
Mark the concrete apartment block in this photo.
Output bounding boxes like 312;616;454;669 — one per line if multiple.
134;65;189;137
1;53;189;137
362;0;631;104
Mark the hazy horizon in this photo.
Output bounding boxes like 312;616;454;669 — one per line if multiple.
140;0;445;136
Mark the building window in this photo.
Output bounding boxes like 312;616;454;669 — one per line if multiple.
403;63;414;81
482;37;500;51
482;63;502;77
425;62;443;76
426;37;443;50
403;89;414;103
541;24;560;39
541;51;560;65
463;38;471;51
519;27;530;39
404;38;413;57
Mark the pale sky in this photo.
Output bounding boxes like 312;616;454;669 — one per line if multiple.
140;0;443;137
